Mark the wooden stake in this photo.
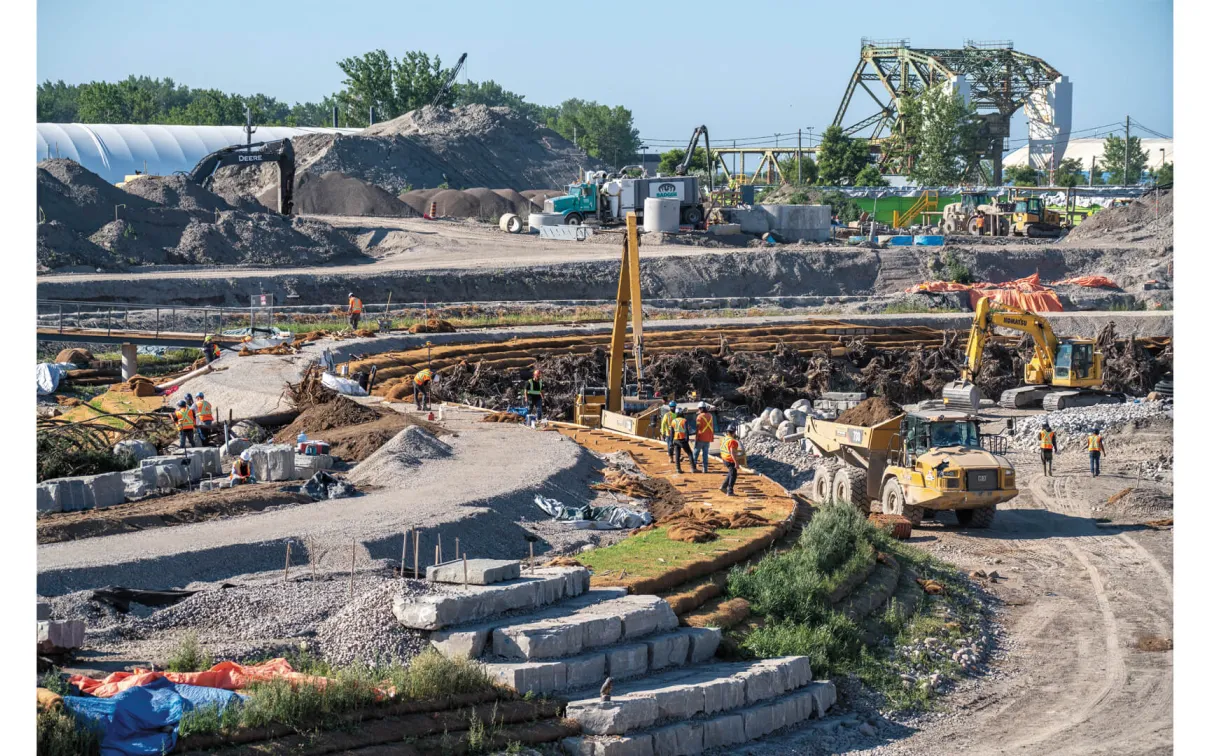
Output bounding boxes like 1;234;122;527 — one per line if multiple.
284;541;291;581
414;530;420;579
438;533;443;563
309;536;316;579
529;542;535;571
401;530;409;579
435;543;440;567
455;537;460;560
349;540;356;600
463;554;468;586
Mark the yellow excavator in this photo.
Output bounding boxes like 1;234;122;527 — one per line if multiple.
942;298;1125;412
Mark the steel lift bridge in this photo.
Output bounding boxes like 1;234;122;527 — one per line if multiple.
832;39;1070;183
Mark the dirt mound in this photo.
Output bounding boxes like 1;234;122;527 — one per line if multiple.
836;396;903;426
430;189;479;217
347;426;454;486
275;395;381;439
119;175;235;213
37;220;118;272
1063;189;1172;250
171;212;358;266
493;188;537;214
522;189;564;209
408;319;456;334
399;189;440;215
55;348;93;366
295;172;418;217
207;163;279;212
89;218;173;265
464;187;511;219
37;158;157;234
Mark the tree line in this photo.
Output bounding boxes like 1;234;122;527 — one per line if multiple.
37;49;641;166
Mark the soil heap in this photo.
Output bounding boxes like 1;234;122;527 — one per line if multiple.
1062;188;1173;251
294;172;419;217
836;396;903;426
36;159;363;271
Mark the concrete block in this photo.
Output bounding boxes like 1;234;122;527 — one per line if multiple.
607;644;649;680
81;471;125;509
738;664;786;704
730;207;769;235
220;438;251;459
113;439;157;463
701;713;745;749
707;223;741;236
121;466;156;500
393;568;586;630
619;596;679;640
646;632;690;671
37;619;85;651
485;660;566;695
803;681;837;717
142;455;198;483
198;479;226;491
565;652;608;689
48;478;91;512
650;722;704;756
429;627;489;659
683;627;721;664
294;453;334;476
249;444;295;482
699;676;746;715
567;697;659;736
759;204;830;242
494;619;583;660
185;447;222;477
36;484;62;514
428;559;521;586
821;391;866;401
37;602;51;621
650;683;705;721
742;704;776;740
775;656;813;690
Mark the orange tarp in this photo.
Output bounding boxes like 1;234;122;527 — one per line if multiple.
1050;275;1118;289
905;273;1064;313
68;658;330;698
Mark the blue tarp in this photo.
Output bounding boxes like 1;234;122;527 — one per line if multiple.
914;235;945;246
64;678;243;756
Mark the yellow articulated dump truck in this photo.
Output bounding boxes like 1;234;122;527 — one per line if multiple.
801;408;1018;528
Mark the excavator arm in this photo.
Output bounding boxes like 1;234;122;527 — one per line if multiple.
186;139;295;215
675;125;712;190
945;298;1061;409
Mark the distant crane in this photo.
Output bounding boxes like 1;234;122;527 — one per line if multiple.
430;53;467;108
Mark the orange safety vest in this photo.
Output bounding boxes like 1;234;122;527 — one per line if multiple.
695;412;715;442
230;459;251;479
175;407;195;431
720;436;740;463
672;416;688;440
414;368;432;386
196;400;214;423
1039;430;1055;450
1087;434;1103;452
348;297;363;314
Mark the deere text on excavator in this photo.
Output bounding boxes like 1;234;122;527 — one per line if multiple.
942;298;1125;411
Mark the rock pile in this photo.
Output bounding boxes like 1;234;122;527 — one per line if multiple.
1007;398;1172;449
347;426;453;487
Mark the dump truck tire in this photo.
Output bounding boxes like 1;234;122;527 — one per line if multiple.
832;465;869;514
881;478;923;526
565;213;583;226
956;504;996;529
809;462;836;504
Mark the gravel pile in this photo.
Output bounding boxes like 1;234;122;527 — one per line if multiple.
741;434;820;493
314;582;429;667
294;172;418;217
347;426;454;487
1008;399;1173;449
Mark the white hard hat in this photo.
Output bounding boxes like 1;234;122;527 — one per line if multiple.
240;450;252;462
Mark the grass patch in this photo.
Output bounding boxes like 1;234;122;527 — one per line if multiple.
879;301;963;315
576;526;753;584
727;501;986;711
164;631;215;673
37;708;101;756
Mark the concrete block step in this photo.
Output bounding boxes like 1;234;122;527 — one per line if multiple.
485;627;720;696
561;680;836;756
393;566;590;630
491;594;679;661
565;657;813;736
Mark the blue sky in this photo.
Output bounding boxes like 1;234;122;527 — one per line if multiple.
37;0;1173;149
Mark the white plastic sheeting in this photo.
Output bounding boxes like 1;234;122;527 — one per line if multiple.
37;363;68;395
36;123;362;185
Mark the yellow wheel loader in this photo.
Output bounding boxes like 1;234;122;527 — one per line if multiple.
802;408;1017;528
942;298;1126;411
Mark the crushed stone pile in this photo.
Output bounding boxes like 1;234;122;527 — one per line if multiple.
1063;188;1172;250
836;396;903;426
294;172;419;217
215;105;605;201
1007;399;1172;449
37;158;363;271
314;583;429;667
347;426;453;486
740;434;819;493
399;188;440;215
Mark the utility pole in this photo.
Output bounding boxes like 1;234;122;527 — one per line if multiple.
797;129;802;185
243;106;256;146
1089;156;1095;186
1123;115;1131;185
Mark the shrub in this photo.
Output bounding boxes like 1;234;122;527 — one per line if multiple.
37;709;100;756
37;432;135;482
164;631;214;673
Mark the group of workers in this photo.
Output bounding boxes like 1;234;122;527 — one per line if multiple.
1038;421;1106;477
173;392;216;449
660;401;742;496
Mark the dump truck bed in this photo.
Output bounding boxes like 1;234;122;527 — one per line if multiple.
802;414;904;454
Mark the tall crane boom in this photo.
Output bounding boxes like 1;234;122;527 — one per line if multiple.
431;53;467;108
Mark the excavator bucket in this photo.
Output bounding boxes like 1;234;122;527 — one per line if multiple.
942;380;981;411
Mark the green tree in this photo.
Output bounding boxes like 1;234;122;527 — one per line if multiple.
1152;161;1173;186
821;190;862;223
853;165;888;187
75;81;132;122
546;99;640;165
903;86;979;185
778;155;818;185
659;147;709;175
1053;157;1084;187
37;80;81;122
1004;165;1039;186
1100;134;1147;184
816;126;870;185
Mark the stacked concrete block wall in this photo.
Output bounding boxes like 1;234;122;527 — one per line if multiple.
249;444;296;482
393;560;836;755
185;447;222;477
759;205;830;242
36;471;126;514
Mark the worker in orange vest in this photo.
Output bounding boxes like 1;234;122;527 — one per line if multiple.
413;367;433;410
692;406;715;473
975;210;987;236
230;450;254;485
671;408;694;474
1085;427;1105;477
348;292;364;330
194;392;216;447
1038;421;1057;476
174;399;197;450
719;427;742;496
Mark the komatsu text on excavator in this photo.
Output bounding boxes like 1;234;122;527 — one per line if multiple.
942;298;1126;412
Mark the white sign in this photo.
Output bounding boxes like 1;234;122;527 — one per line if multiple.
651;181;683;201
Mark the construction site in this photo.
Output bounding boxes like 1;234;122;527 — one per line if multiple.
32;31;1176;756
